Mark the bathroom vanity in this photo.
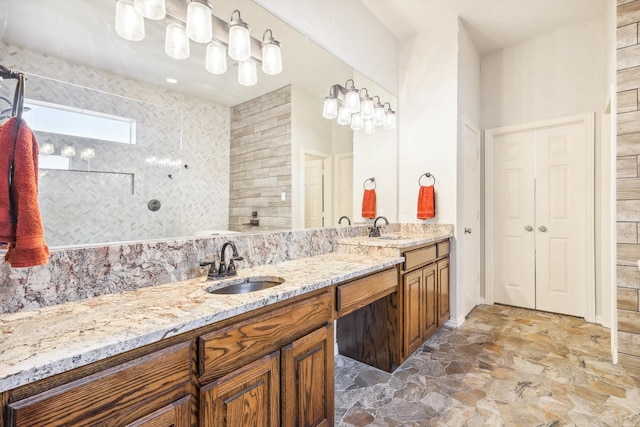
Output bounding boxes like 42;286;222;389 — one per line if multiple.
0;228;453;427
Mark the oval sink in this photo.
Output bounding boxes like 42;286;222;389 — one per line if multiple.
207;276;286;295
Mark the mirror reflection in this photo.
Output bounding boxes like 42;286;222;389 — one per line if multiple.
0;0;397;247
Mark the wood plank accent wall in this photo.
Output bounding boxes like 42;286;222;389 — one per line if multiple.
617;0;640;369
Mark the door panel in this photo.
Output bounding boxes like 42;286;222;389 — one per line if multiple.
492;131;536;309
304;158;324;228
535;123;588;317
463;120;481;316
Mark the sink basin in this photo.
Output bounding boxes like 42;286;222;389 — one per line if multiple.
207;276;286;295
378;235;408;240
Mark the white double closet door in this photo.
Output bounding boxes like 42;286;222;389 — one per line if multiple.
487;114;593;318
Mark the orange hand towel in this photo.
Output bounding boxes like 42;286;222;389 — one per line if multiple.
1;117;49;267
362;189;376;219
0;118;17;243
417;185;435;219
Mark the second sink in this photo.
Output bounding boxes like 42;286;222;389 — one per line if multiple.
207;276;285;295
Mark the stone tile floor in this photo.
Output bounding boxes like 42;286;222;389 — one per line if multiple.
335;304;640;426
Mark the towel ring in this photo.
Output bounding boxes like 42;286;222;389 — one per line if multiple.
363;177;376;190
418;172;436;186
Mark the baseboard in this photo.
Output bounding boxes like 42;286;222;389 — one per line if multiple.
445;317;465;328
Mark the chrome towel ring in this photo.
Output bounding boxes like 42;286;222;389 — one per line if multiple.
418;172;436;186
363;177;376;190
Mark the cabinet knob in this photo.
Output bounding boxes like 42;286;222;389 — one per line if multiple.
525;225;533;231
538;225;547;232
464;227;472;234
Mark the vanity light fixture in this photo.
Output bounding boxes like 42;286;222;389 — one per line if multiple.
115;0;145;41
322;80;396;134
261;29;282;76
133;0;166;20
114;2;283;87
205;41;227;75
61;145;76;158
165;20;190;59
383;102;397;130
228;10;251;61
40;142;55;155
238;60;257;87
186;0;212;43
80;148;96;160
359;88;374;120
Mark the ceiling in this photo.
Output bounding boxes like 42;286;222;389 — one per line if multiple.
362;0;609;55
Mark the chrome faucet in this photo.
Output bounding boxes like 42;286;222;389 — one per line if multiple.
200;240;244;280
369;216;389;238
338;215;351;225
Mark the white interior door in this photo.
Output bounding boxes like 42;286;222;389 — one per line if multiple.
463;119;481;316
492;130;536;309
304;157;324;228
534;123;588;317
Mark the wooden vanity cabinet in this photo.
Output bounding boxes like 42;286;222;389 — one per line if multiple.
198;289;335;427
5;342;194;427
402;239;450;359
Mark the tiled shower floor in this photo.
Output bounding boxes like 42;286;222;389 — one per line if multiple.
335;304;640;426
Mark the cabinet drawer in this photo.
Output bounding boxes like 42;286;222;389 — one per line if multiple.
7;342;192;427
336;268;398;317
199;290;333;382
437;240;450;257
403;245;437;271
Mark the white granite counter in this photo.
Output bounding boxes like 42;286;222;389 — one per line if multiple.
337;224;454;256
0;252;402;393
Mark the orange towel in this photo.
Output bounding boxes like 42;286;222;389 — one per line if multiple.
362;189;376;219
417;185;435;219
0;117;49;267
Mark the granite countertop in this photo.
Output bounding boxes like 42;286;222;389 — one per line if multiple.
0;252;402;393
337;228;453;249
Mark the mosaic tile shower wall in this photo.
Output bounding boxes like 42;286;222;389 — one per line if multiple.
0;42;230;246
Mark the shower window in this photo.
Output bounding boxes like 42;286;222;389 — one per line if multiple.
24;99;136;144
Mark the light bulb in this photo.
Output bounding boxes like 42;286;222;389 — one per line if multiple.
40;143;54;155
238;60;257;86
364;119;375;135
360;94;374;120
384;109;397;130
373;104;385;126
133;0;165;20
205;41;227;74
261;30;282;75
61;145;76;158
228;10;251;61
351;112;363;131
337;106;351;126
81;148;96;160
115;0;145;41
323;97;338;120
186;0;212;43
345;88;360;113
165;22;190;59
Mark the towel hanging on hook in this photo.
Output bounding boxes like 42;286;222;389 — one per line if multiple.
362;177;376;218
417;172;436;220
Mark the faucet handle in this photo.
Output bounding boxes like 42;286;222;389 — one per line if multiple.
199;261;217;280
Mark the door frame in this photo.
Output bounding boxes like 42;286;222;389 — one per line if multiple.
484;112;595;323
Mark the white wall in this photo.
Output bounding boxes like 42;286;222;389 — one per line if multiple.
255;0;399;95
481;19;607;129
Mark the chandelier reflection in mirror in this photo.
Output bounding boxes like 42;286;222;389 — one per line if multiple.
114;0;283;87
322;79;396;134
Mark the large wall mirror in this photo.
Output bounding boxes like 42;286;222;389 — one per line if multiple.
0;0;397;248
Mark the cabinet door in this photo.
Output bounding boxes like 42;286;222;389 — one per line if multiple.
125;396;191;427
281;324;334;427
437;258;450;326
423;263;438;340
403;269;423;357
200;352;280;427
